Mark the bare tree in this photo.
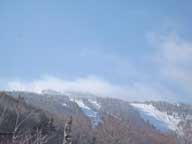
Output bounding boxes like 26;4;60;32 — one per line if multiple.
63;116;72;144
0;106;6;126
33;129;48;144
12;95;34;143
0;95;50;144
10;129;49;144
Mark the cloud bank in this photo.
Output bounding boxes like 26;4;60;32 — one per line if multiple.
7;75;125;98
5;32;192;103
7;75;176;102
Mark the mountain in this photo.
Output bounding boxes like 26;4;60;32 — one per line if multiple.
4;91;180;144
130;101;192;144
0;92;64;144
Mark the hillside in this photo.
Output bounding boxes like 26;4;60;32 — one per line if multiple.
0;92;63;144
4;91;179;144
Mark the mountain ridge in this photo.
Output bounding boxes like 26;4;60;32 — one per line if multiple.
2;90;192;143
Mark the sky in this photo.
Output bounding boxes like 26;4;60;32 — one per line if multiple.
0;0;192;103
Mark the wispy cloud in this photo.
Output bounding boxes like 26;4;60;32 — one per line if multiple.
7;75;176;102
150;32;192;93
5;32;192;103
7;75;125;97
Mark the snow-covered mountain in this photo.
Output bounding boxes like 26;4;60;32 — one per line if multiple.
131;101;192;142
6;91;192;144
131;103;181;133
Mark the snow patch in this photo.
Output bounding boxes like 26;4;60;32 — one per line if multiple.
131;103;181;132
73;99;91;110
62;103;67;107
70;98;102;128
88;99;101;109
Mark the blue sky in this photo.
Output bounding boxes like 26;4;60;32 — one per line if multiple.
0;0;192;103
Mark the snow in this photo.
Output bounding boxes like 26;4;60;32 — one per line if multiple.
70;98;102;128
73;99;91;110
88;99;101;109
62;103;67;107
131;103;181;133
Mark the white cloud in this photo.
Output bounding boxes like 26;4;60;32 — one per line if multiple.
151;33;192;93
6;32;192;103
7;75;176;102
7;75;125;98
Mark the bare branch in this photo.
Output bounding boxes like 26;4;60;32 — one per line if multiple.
0;106;6;126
